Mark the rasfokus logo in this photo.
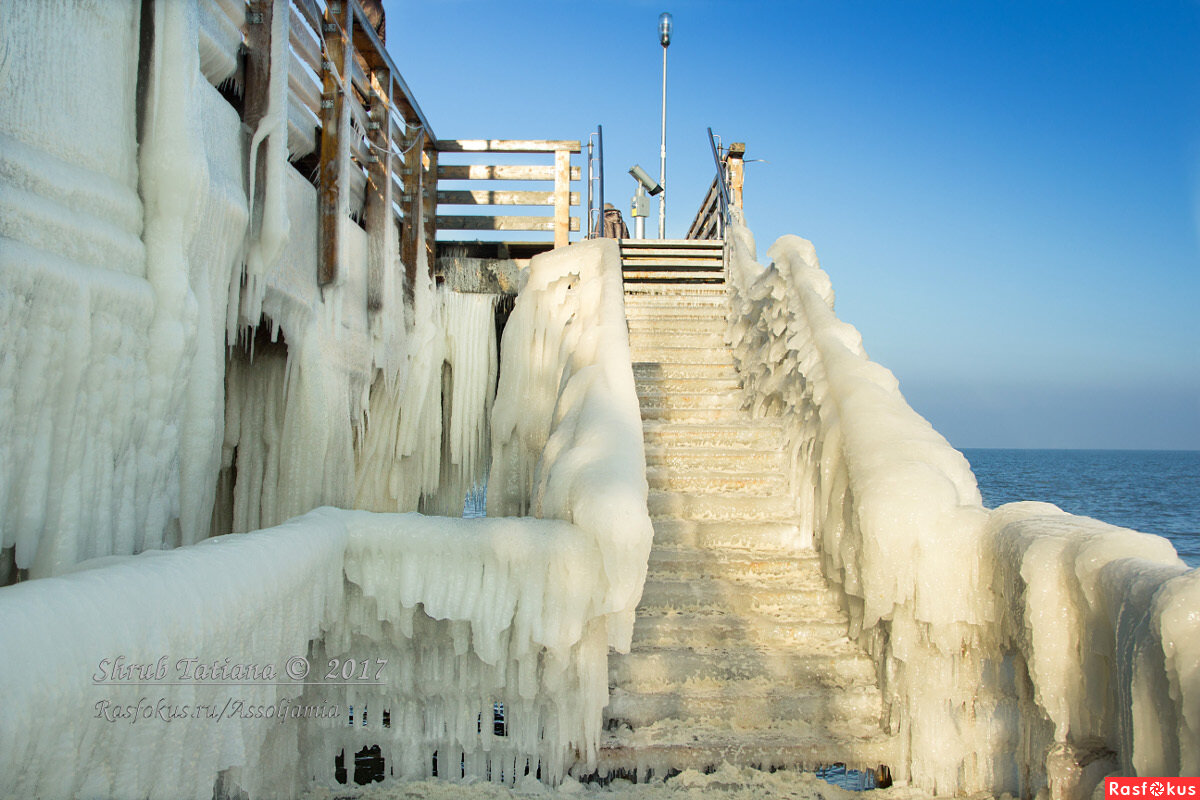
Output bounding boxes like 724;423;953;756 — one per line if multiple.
1107;778;1200;798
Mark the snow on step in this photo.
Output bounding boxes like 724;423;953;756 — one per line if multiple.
602;274;895;777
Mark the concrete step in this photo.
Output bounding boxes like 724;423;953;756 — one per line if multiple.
628;329;727;348
596;736;895;780
645;549;825;584
620;238;723;250
609;647;879;693
641;420;783;449
648;519;810;553
624;295;727;311
645;468;787;495
643;445;783;473
629;612;851;650
635;375;740;394
626;319;728;336
638;391;742;411
639;405;744;423
605;684;884;730
636;577;844;619
629;345;735;364
634;362;739;380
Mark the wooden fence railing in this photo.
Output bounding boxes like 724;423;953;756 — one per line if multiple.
286;0;438;290
212;0;586;298
686;141;745;240
435;140;582;249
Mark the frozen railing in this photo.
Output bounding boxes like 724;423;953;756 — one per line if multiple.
724;213;1199;797
0;239;651;798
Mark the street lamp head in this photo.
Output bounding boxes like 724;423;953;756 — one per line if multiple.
659;12;672;47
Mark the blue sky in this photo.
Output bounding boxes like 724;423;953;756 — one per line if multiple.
383;0;1200;450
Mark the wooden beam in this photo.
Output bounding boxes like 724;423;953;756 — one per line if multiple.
437;189;580;206
423;145;437;268
436;139;582;154
317;0;353;286
365;67;392;313
401;126;424;287
437;164;582;181
726;142;745;210
437;215;581;232
553;148;571;248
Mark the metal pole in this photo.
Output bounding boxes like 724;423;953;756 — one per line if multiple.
598;124;605;235
658;44;667;239
586;137;594;237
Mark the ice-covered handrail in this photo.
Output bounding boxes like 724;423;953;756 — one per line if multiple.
724;212;1199;795
488;238;654;650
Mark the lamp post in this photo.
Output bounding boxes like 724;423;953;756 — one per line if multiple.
658;12;672;239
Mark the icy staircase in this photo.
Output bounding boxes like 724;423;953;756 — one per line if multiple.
600;259;895;778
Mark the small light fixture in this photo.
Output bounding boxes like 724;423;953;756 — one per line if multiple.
659;12;673;47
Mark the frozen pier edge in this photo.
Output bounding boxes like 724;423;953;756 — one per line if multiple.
1;1;1197;798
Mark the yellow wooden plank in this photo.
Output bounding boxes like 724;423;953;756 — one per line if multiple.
437;139;582;154
437;190;580;206
437;215;581;232
437;164;582;181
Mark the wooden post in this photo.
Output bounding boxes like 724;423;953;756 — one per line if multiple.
553;147;571;248
400;125;423;293
726;141;746;211
365;68;392;312
423;145;438;269
317;0;353;286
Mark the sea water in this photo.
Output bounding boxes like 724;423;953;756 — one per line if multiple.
963;449;1200;568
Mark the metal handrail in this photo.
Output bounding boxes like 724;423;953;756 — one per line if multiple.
706;126;731;228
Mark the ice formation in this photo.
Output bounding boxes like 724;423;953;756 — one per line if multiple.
725;211;1198;796
489;240;654;650
0;510;349;800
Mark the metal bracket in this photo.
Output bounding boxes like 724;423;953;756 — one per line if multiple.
246;11;264;24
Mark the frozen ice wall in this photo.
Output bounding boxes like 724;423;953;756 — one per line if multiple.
725;212;1197;795
0;509;349;800
1;0;496;571
0;0;248;579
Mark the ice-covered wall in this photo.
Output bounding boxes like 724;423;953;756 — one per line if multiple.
0;0;249;579
0;509;349;800
1;0;494;575
725;213;1198;795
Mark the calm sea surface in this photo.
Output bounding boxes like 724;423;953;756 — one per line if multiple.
961;449;1200;568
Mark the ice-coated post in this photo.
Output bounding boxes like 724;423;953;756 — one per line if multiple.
658;12;671;239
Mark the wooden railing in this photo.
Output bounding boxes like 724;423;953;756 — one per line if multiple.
686;140;745;240
435;140;582;249
284;0;439;291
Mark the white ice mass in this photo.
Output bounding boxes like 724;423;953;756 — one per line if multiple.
0;1;1197;799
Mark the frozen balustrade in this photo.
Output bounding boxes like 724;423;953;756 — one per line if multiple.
724;212;1199;796
0;238;652;797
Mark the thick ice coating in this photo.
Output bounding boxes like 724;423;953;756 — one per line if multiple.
724;211;1196;796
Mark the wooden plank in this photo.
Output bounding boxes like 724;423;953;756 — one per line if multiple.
401;127;424;283
437;164;582;181
317;0;353;286
437;139;582;154
727;142;745;210
437;190;580;206
553;148;571;248
437;215;581;232
423;146;438;268
365;67;392;313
